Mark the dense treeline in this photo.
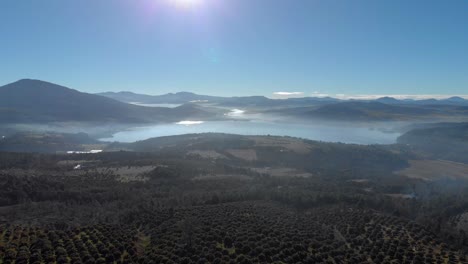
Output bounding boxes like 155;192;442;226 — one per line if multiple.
1;135;468;262
0;132;99;153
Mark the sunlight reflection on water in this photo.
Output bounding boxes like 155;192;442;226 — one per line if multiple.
176;121;205;125
100;120;401;145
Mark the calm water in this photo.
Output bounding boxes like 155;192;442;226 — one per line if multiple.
100;120;401;144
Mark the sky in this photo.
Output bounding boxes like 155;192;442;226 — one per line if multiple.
1;0;468;98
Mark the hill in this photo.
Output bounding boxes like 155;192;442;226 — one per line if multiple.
311;102;434;120
0;79;216;123
0;132;102;153
272;101;468;121
107;133;408;173
398;122;468;163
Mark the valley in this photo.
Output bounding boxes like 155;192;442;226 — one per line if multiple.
1;80;468;263
3;1;468;262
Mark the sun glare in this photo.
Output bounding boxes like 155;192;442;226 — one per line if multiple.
170;0;202;8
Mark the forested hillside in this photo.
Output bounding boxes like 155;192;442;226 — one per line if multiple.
1;134;467;263
398;122;468;163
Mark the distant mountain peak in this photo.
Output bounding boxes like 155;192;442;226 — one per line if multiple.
376;96;400;104
446;96;466;102
7;78;53;86
377;96;397;100
16;78;41;83
116;91;138;95
1;79;80;94
175;91;197;95
0;79;217;123
14;78;62;85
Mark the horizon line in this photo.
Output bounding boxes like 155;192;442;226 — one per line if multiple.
3;79;468;101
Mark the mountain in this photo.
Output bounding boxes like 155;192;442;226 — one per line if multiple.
375;97;401;104
311;102;421;121
272;101;444;121
97;91;222;104
374;96;468;106
446;96;467;103
7;79;465;124
98;90;279;107
0;79;216;123
95;91;155;104
418;97;468;105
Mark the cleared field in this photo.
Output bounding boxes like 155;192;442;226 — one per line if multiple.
187;150;227;159
396;160;468;180
56;159;95;166
226;149;257;161
253;167;312;178
250;136;312;154
98;165;158;182
192;174;252;181
385;193;415;199
349;179;370;183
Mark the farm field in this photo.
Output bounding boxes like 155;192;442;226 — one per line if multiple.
396;160;468;181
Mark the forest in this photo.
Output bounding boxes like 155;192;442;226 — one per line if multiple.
3;0;468;262
1;134;467;263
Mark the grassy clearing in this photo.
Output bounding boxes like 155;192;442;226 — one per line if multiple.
396;160;468;180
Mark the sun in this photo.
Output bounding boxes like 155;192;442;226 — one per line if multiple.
170;0;202;8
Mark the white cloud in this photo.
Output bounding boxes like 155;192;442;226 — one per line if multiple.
332;94;468;100
272;91;305;99
273;92;304;96
311;91;329;98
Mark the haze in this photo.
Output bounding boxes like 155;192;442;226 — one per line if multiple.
1;0;468;97
1;1;468;263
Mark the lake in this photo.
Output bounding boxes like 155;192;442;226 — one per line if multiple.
100;119;401;144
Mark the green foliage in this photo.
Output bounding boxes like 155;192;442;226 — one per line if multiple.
0;134;467;262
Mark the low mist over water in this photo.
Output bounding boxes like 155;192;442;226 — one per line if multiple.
129;102;181;108
100;120;401;144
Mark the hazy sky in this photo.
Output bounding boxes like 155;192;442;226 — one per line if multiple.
1;0;468;97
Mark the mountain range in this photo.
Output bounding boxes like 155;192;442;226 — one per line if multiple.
97;90;468;106
97;91;278;107
1;79;467;124
0;79;217;123
97;91;221;104
269;101;468;121
375;96;468;106
98;90;468;122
